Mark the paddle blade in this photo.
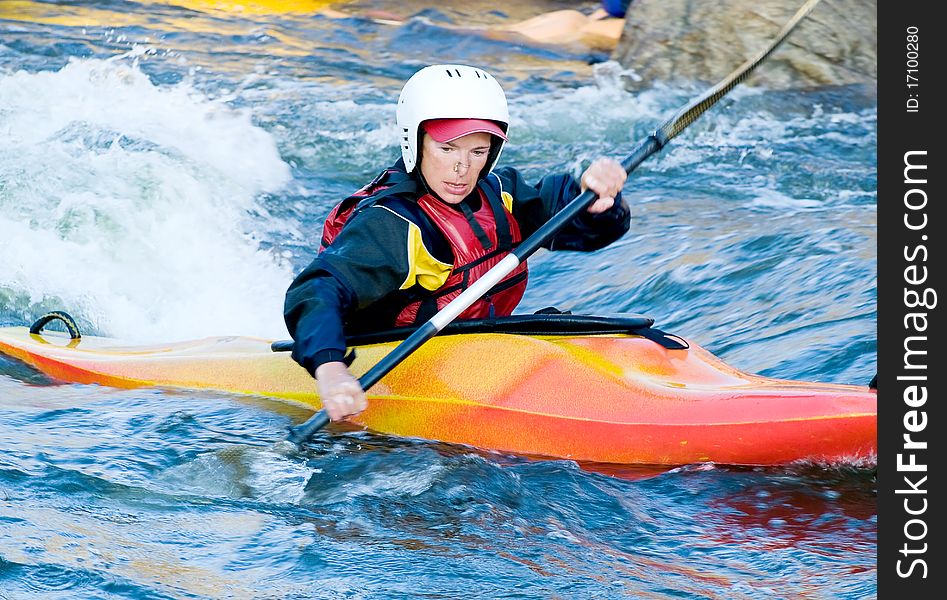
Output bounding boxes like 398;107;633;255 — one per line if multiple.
287;410;330;445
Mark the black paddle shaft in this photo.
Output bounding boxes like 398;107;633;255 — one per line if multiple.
286;0;823;446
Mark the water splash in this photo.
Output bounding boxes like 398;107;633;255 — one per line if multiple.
0;50;294;340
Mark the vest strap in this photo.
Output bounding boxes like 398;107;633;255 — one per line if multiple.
459;199;493;251
481;181;513;251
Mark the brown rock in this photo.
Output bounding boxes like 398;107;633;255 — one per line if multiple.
612;0;876;90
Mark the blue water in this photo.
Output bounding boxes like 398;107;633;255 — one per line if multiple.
1;1;876;598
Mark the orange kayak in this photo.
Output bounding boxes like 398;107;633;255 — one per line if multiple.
0;314;876;467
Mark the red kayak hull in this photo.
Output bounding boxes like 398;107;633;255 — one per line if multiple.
0;326;876;466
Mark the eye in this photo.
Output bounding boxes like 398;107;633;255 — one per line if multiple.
439;146;454;153
472;150;487;157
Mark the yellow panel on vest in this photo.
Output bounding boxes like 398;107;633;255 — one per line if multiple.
401;223;452;291
501;191;514;214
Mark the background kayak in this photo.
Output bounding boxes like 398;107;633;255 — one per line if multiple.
0;0;876;597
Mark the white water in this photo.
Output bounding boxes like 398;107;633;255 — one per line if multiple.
0;52;874;346
0;51;294;340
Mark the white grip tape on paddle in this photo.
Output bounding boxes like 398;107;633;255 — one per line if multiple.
429;254;522;331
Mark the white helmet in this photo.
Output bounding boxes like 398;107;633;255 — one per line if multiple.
396;64;510;173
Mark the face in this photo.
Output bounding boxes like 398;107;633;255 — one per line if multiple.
419;131;492;204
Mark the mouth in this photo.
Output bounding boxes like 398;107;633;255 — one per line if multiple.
442;181;468;195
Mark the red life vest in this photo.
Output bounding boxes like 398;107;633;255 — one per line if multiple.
321;170;528;326
395;187;528;325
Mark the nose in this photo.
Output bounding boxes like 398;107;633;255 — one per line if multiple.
452;160;471;175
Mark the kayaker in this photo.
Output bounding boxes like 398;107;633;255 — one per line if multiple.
322;2;631;52
284;63;630;422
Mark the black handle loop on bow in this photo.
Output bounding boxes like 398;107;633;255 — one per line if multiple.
29;311;82;340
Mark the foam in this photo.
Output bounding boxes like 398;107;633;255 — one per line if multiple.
0;51;293;340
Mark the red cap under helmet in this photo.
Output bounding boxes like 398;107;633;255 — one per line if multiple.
422;118;508;143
